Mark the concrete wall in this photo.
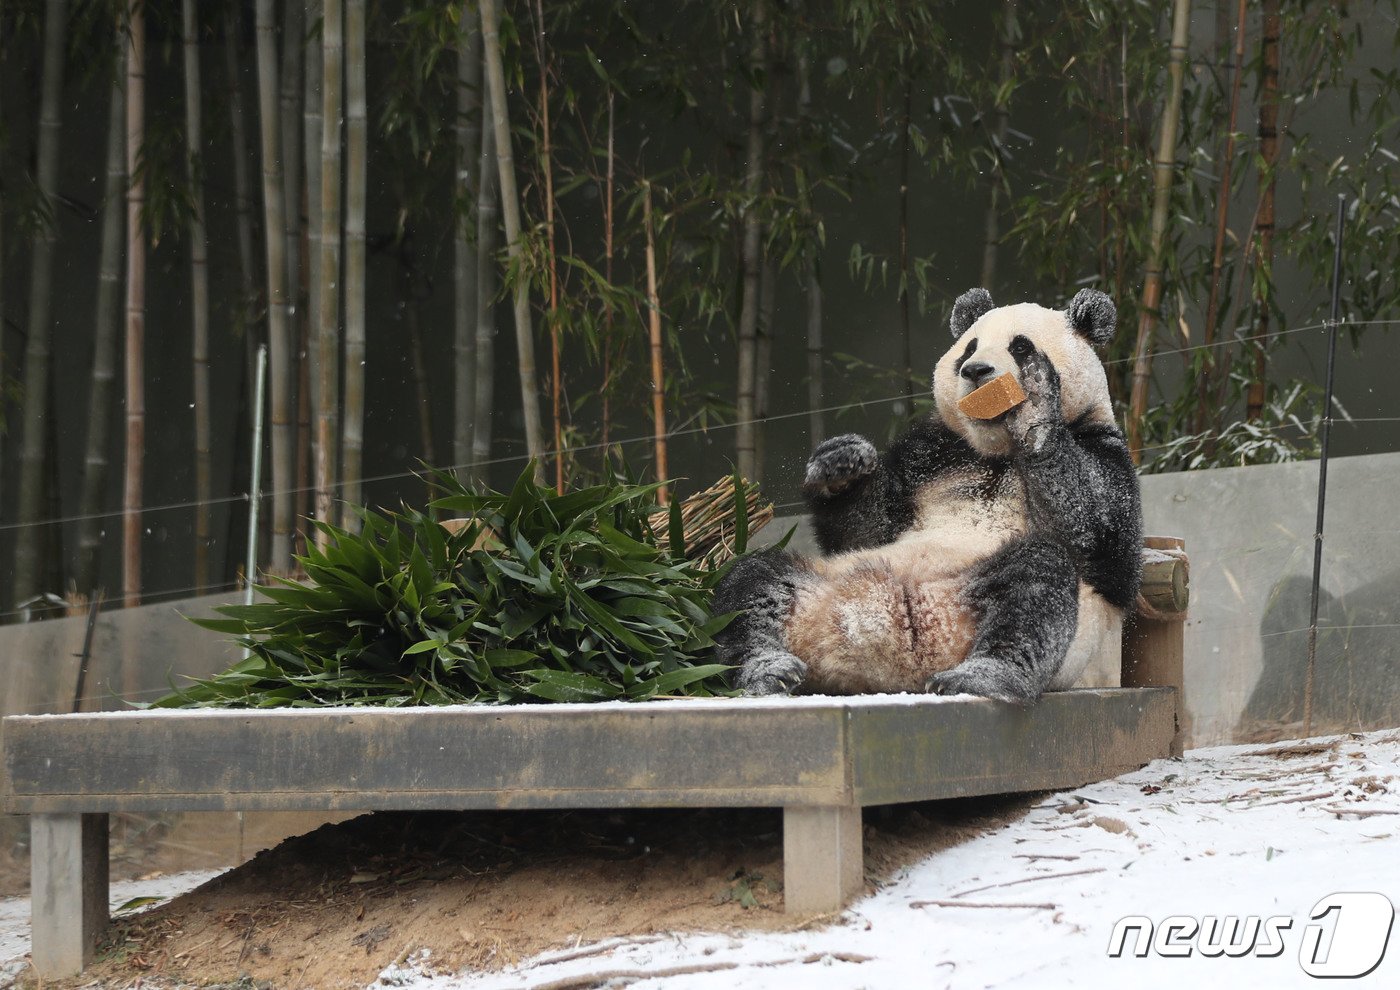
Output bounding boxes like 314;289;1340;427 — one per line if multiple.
0;593;244;718
3;451;1396;735
753;452;1400;746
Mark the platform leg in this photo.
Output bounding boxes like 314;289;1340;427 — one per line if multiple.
783;804;863;914
1123;616;1189;757
30;812;109;978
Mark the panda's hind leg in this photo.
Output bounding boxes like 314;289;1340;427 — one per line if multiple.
711;548;811;695
926;534;1078;703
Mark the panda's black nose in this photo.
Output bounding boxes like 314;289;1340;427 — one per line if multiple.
960;360;996;386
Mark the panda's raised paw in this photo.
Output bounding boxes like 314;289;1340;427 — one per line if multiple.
736;651;809;696
1007;350;1063;453
925;657;1037;705
803;434;878;497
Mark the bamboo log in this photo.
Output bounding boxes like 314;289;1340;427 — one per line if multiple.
1138;548;1189;617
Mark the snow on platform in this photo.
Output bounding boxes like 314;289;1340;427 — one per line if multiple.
1;732;1396;988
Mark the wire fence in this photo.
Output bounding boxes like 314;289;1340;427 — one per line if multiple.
4;317;1397;538
0;315;1395;624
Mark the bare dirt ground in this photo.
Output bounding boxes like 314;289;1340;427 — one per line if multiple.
25;797;1033;990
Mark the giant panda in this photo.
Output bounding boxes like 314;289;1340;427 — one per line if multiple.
712;287;1142;702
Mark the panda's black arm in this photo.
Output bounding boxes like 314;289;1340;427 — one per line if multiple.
1015;418;1143;611
804;417;973;556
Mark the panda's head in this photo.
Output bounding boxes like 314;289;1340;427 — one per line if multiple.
933;287;1117;457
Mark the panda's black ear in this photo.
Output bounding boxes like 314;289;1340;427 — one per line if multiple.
950;288;995;339
1066;288;1116;347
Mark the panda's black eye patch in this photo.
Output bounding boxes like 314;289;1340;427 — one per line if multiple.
953;338;978;375
1009;335;1036;364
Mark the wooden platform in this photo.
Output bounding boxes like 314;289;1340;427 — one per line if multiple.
3;686;1178;977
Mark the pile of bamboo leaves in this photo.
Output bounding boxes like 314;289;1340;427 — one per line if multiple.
155;468;776;708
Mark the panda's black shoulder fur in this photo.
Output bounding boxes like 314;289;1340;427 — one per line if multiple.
1057;412;1142;611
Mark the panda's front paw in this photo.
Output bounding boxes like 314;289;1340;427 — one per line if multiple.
804;434;878;498
737;651;809;696
1008;350;1063;454
925;657;1038;704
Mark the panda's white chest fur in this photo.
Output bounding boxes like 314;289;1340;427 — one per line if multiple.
904;464;1028;574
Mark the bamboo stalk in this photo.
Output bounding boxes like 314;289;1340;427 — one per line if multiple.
897;77;913;413
280;0;306;550
471;90;499;485
796;32;823;451
1196;0;1248;438
453;14;482;470
13;0;70;605
402;252;438;471
601;91;616;461
642;180;668;504
223;6;259;340
183;0;212;592
753;254;776;482
734;1;767;482
480;0;545;478
533;0;564;495
342;0;366;526
1246;0;1280;423
75;36;126;598
0;10;4;534
280;0;304;306
1126;0;1193;462
295;271;311;558
978;0;1017;292
317;0;344;541
123;0;146;608
255;0;294;570
303;0;324;508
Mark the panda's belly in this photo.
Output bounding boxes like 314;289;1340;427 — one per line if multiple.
791;467;1120;694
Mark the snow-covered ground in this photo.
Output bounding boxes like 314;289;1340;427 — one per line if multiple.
3;733;1397;988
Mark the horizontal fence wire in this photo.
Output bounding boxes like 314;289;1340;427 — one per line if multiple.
8;317;1400;538
0;316;1395;616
